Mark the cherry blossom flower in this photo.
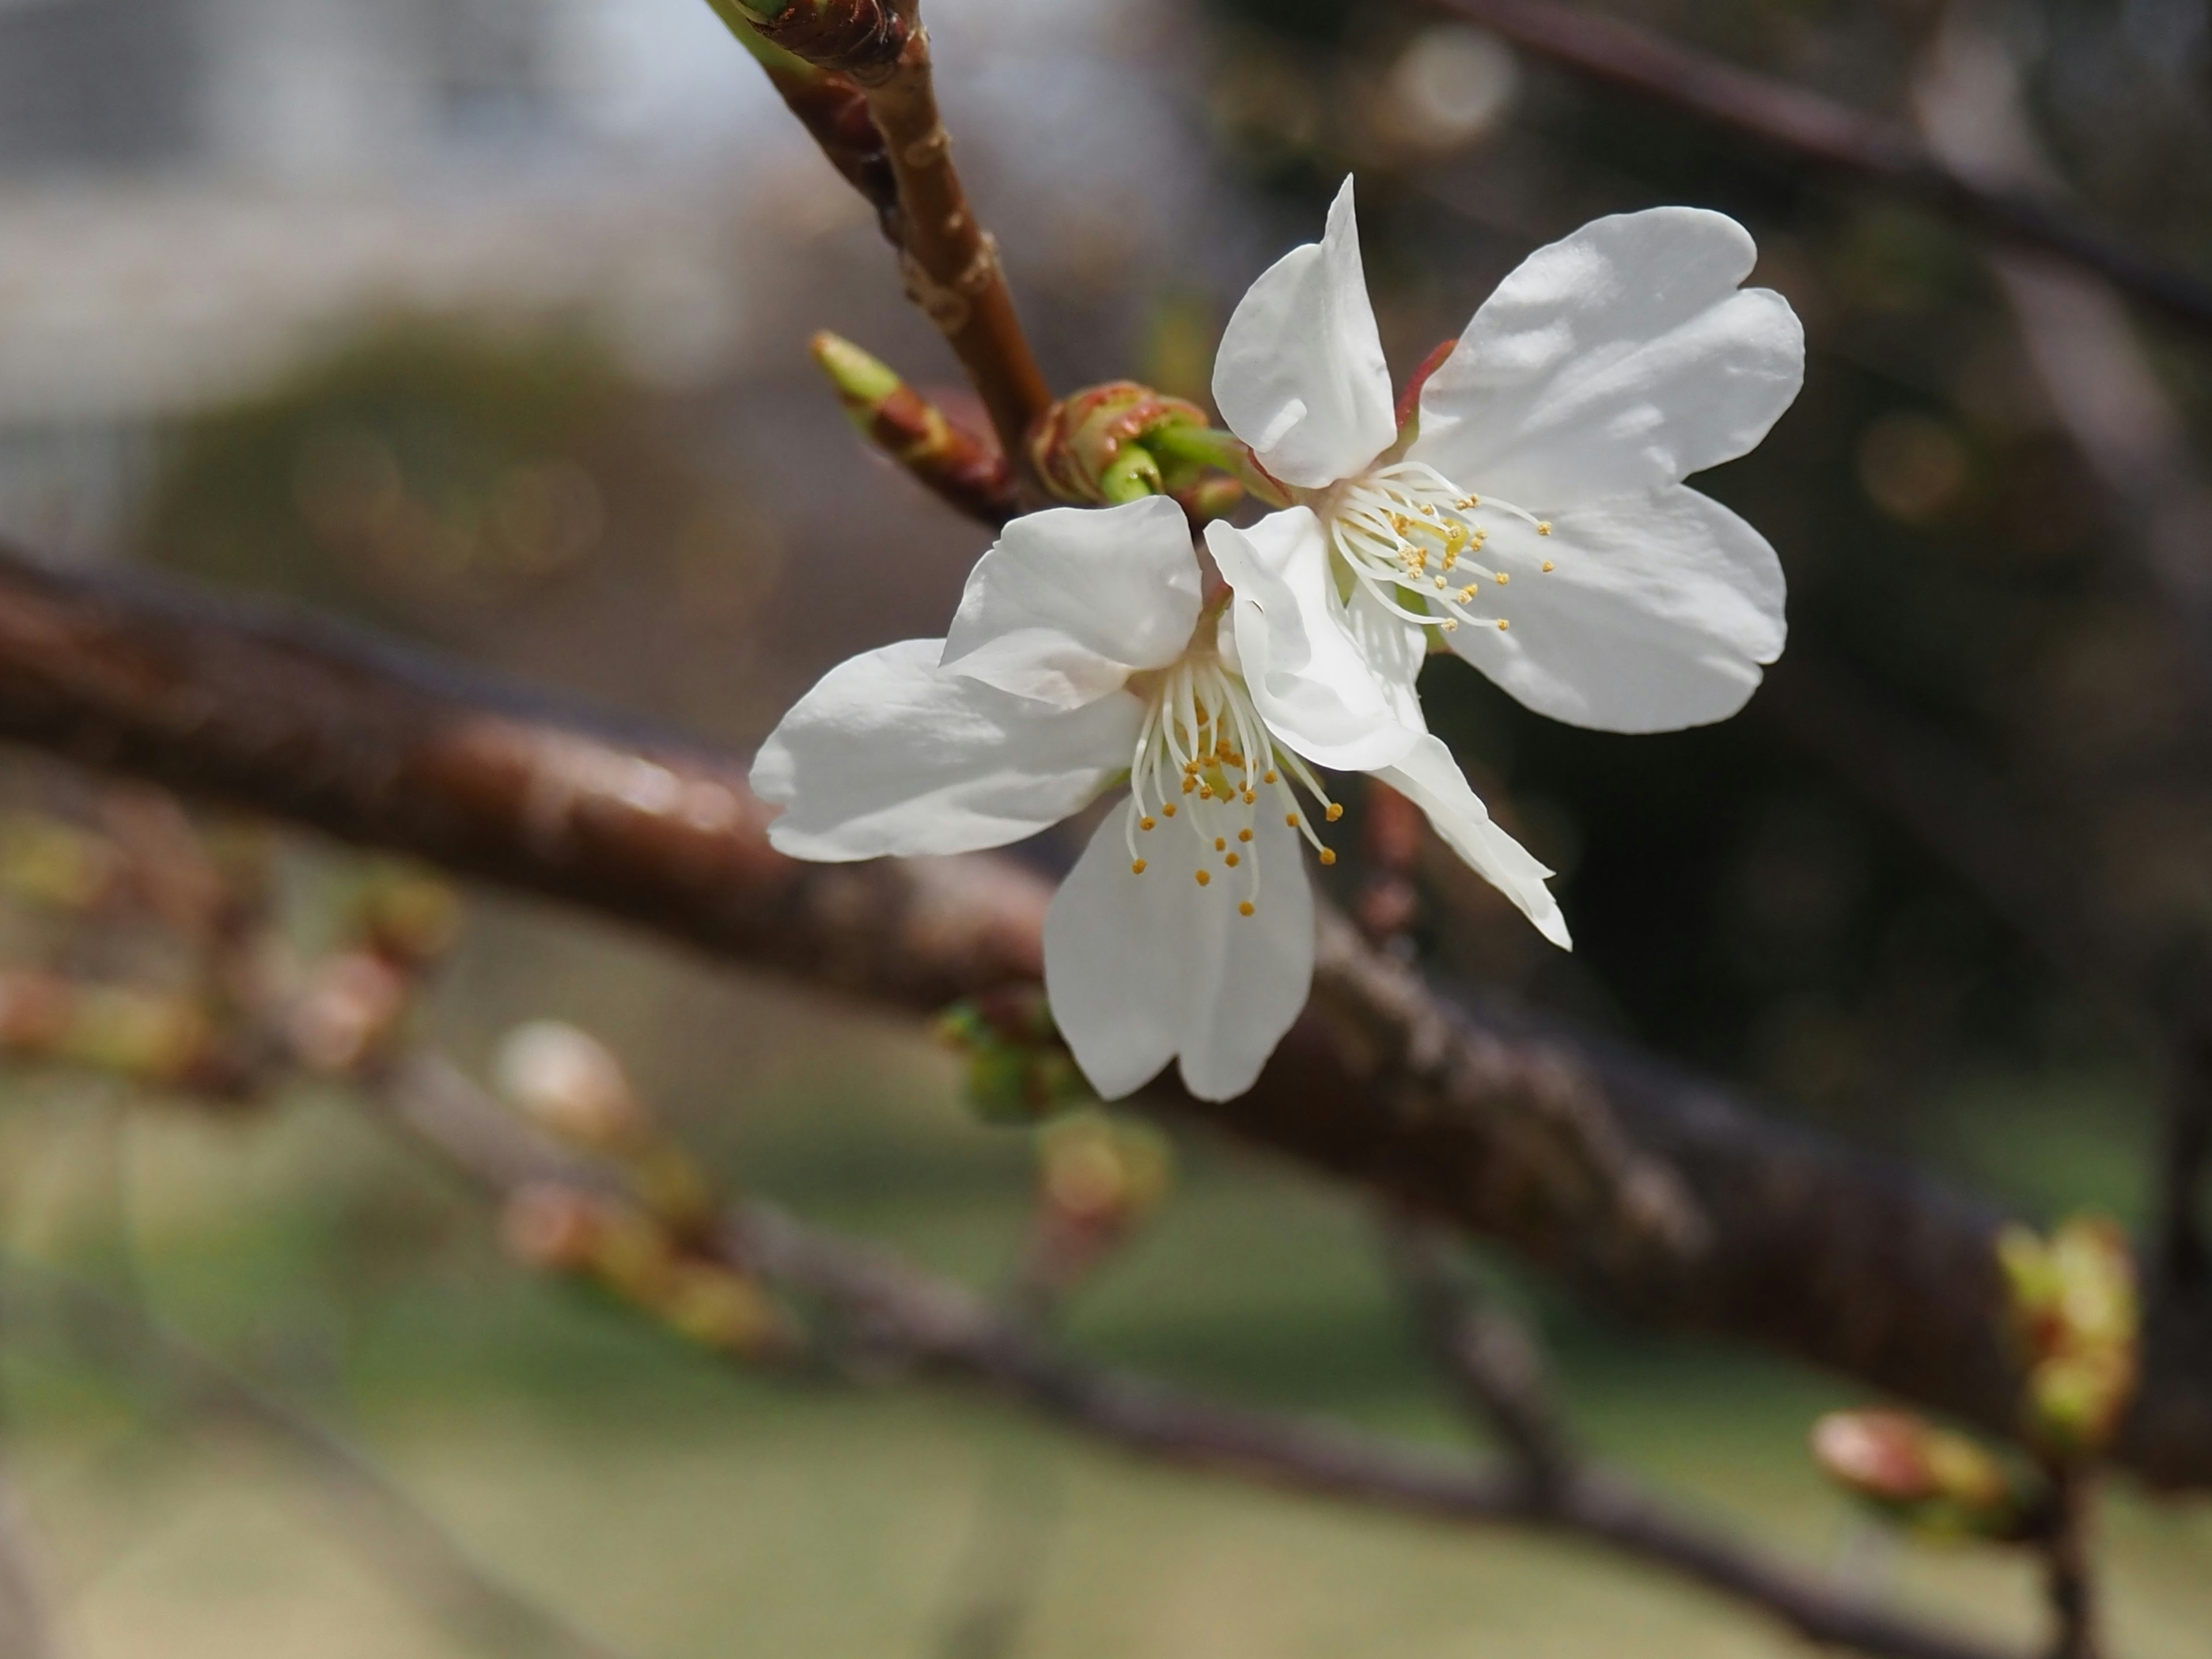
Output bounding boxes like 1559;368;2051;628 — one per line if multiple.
751;497;1566;1103
1213;179;1806;733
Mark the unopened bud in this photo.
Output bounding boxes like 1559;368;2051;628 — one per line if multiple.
721;0;907;77
812;333;1016;524
1811;1410;2022;1538
494;1021;646;1150
662;1263;782;1355
1998;1216;2138;1457
356;872;460;967
289;952;412;1076
501;1185;611;1272
1027;382;1218;507
1039;1112;1172;1231
0;814;119;914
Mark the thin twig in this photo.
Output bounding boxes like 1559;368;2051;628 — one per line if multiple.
2036;1464;2101;1659
380;1054;2026;1659
0;1257;635;1659
861;6;1054;475
0;544;2205;1488
1385;1220;1572;1483
1426;0;2212;338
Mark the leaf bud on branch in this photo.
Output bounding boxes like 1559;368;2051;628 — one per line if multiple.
812;332;1017;525
707;0;909;79
1998;1217;2139;1459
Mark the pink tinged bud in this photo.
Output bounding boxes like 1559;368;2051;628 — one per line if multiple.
494;1020;646;1150
288;953;412;1077
501;1185;612;1273
1810;1410;2022;1537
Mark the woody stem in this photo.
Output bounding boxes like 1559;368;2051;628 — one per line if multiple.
865;9;1052;488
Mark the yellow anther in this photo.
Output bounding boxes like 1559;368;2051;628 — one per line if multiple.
1241;789;1257;804
1139;816;1156;831
1225;853;1240;868
1318;847;1338;866
1214;836;1227;852
1418;502;1437;517
1182;777;1197;794
1238;828;1254;843
1495;571;1510;585
1286;812;1301;827
1195;869;1211;887
1497;618;1511;631
1456;494;1480;509
1536;521;1552;536
1199;785;1214;800
1434;577;1448;590
1459;585;1478;603
1541;559;1555;573
1263;770;1279;785
1324;803;1344;823
1442;618;1460;632
1162;804;1177;817
1238;900;1256;917
1130;859;1147;874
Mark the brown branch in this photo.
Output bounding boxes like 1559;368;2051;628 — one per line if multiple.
0;544;2205;1489
0;1256;635;1659
1386;1219;1573;1482
380;1054;2026;1659
1425;0;2212;339
712;2;1052;483
860;12;1054;476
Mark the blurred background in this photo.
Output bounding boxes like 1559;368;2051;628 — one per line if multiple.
0;0;2207;1653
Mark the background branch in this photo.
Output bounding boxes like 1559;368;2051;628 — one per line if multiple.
0;542;2204;1490
1427;0;2212;338
379;1054;2026;1659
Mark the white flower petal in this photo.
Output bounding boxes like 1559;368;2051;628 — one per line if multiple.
1174;803;1316;1101
942;498;1203;709
1045;800;1317;1103
1213;177;1398;490
1344;580;1429;736
1207;510;1422;772
1045;803;1190;1100
751;640;1141;860
1444;486;1785;732
1375;734;1571;949
1410;207;1805;505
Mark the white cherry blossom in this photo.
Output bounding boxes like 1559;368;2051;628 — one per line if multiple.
1213;179;1806;734
751;497;1566;1104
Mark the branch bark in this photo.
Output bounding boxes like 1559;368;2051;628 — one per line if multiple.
1426;0;2212;338
381;1055;2028;1659
0;543;2204;1490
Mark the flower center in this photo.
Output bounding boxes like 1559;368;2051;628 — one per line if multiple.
1321;461;1556;637
1123;652;1342;914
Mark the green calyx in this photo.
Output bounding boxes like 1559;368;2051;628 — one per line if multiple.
1027;382;1252;521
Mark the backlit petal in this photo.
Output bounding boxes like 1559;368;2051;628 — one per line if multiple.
1442;486;1785;732
942;498;1203;709
1375;734;1570;949
1411;207;1804;505
752;640;1140;860
1207;510;1422;772
1046;801;1317;1103
1213;177;1398;489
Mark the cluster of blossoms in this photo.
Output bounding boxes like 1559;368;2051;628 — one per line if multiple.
753;180;1804;1103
